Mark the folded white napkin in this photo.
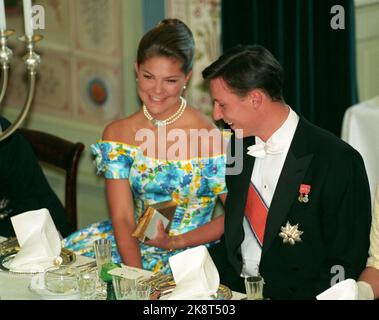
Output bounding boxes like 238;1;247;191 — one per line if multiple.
9;208;61;273
316;279;358;300
165;245;219;300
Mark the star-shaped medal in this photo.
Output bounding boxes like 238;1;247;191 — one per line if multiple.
279;221;304;245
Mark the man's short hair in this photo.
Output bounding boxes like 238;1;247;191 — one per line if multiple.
202;44;284;102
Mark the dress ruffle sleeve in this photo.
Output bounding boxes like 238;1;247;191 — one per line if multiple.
90;141;137;179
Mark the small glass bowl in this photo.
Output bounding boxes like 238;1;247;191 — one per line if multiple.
44;266;79;294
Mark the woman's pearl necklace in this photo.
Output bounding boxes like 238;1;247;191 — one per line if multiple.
143;96;187;127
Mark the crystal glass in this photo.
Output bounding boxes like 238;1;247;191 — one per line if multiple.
93;239;112;298
244;275;265;300
93;239;112;275
44;266;79;295
77;269;98;300
133;283;151;300
112;275;138;300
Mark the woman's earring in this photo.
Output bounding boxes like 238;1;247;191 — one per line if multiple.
183;85;187;90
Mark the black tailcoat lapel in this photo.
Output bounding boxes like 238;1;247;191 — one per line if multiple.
262;119;313;255
224;135;254;269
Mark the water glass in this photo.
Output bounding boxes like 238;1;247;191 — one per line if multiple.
77;269;98;300
93;239;112;276
93;239;112;298
112;275;137;300
244;275;264;300
133;283;151;300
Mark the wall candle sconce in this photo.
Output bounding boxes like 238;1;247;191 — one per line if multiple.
0;0;42;141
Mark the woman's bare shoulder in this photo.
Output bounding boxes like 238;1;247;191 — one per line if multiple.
102;112;142;143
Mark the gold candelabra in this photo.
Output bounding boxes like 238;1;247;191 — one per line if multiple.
0;29;42;141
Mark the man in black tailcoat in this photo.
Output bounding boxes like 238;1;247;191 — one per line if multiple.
202;45;371;299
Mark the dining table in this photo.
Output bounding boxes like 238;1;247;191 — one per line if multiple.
0;253;95;300
0;237;245;300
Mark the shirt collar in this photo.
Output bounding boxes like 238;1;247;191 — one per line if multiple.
256;106;299;148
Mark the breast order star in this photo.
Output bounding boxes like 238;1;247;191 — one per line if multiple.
279;221;304;245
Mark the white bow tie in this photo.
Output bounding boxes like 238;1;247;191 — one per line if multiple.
247;141;284;158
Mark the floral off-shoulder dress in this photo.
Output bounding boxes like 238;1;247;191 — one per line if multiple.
63;140;227;274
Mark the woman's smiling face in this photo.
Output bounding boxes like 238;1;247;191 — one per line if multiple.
135;56;191;120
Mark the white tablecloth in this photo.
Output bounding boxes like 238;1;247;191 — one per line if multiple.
0;253;245;300
341;96;379;207
0;255;94;300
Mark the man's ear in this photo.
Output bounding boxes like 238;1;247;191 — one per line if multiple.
248;89;263;109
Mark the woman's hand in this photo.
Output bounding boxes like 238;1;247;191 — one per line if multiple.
144;220;172;250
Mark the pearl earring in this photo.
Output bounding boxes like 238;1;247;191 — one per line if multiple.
183;85;187;90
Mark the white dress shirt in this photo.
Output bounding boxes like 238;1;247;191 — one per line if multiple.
241;107;299;277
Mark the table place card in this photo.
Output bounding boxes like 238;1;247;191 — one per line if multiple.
108;265;152;280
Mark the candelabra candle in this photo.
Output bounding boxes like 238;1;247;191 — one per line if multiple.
0;0;6;31
22;0;33;38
